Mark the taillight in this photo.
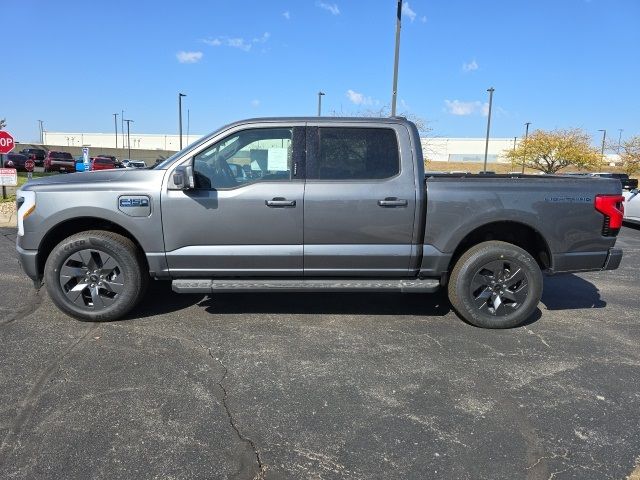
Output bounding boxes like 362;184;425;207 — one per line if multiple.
595;194;624;236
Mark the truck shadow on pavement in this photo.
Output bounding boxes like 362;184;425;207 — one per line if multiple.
541;274;606;310
129;281;452;319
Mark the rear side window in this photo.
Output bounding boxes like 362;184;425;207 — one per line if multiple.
314;127;400;180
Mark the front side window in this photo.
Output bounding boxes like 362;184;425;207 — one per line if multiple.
315;127;400;180
193;128;293;189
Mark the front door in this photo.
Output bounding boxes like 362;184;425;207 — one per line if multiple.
162;124;305;276
303;123;417;277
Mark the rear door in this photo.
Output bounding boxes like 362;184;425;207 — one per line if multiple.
303;122;417;277
161;122;306;276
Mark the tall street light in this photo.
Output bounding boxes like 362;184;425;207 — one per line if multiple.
617;129;623;154
317;91;325;116
598;129;606;171
37;120;44;144
482;87;495;173
521;122;531;174
390;0;402;116
124;119;134;159
179;93;187;149
121;110;125;151
113;113;119;149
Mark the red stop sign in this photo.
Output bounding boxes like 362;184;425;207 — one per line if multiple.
0;131;15;154
25;159;35;172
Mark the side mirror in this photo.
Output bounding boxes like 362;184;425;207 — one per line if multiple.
172;164;195;190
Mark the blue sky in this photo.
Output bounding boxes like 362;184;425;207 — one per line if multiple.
3;0;639;145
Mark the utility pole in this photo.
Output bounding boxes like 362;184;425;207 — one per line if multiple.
179;93;187;149
482;87;495;172
124;119;134;159
513;137;517;151
598;129;606;171
390;0;402;116
521;122;531;174
113;113;119;149
187;109;190;145
317;91;325;116
617;129;623;154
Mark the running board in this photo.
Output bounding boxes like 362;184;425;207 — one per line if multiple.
171;278;440;294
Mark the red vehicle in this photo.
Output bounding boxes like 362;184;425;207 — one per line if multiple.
44;151;75;173
90;156;116;170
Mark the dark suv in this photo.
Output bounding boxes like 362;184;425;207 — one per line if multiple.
19;148;47;166
3;152;29;171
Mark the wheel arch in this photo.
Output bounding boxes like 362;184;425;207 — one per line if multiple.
448;220;552;274
37;217;148;278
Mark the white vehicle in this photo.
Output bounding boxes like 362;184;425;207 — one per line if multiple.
125;160;147;169
623;189;640;225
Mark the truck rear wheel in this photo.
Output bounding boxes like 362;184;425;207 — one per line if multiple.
448;241;542;329
44;230;147;322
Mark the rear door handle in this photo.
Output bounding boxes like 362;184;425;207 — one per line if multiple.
266;197;296;207
378;197;408;207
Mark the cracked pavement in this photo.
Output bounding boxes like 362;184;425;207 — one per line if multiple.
0;225;639;479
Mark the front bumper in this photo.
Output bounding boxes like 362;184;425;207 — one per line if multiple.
16;245;41;287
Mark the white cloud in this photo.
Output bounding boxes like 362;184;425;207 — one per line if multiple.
462;59;478;72
251;99;260;107
444;99;487;116
402;1;417;22
481;102;490;116
346;89;373;106
317;1;340;15
253;32;270;43
203;33;270;52
176;51;203;63
283;10;290;20
420;15;427;23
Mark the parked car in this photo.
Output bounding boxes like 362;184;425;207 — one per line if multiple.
95;155;122;168
3;152;28;171
623;188;640;225
90;157;116;171
19;148;46;166
124;160;147;169
15;116;623;328
589;172;638;190
44;151;75;173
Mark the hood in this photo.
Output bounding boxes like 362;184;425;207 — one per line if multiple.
20;168;165;192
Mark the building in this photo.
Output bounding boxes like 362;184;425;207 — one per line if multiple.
41;131;622;166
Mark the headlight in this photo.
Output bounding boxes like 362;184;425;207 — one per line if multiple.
16;190;36;237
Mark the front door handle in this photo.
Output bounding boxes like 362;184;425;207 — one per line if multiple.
378;197;408;207
266;197;296;207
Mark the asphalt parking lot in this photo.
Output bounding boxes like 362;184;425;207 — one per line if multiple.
0;226;639;480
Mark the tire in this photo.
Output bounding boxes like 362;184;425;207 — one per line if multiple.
448;241;543;329
44;230;148;321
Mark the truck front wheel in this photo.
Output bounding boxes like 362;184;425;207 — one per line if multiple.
448;241;543;329
44;230;147;322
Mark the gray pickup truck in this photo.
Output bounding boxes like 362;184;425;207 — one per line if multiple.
15;117;624;328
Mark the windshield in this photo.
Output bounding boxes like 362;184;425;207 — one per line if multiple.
153;124;235;169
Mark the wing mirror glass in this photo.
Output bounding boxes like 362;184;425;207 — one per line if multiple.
172;164;195;190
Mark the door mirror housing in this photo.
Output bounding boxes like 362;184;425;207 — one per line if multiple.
172;164;195;190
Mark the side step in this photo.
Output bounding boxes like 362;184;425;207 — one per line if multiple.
172;278;440;294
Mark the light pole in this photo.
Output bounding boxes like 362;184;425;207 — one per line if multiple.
391;0;402;116
37;120;44;144
521;122;531;174
179;93;187;149
482;87;495;172
187;109;190;144
113;113;119;149
317;91;325;116
121;110;125;151
513;137;517;151
124;119;134;159
598;129;606;171
617;129;623;154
